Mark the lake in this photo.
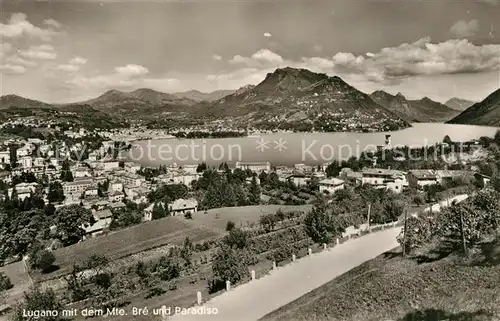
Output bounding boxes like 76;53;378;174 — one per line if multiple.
126;123;500;167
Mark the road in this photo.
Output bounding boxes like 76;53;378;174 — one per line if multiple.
167;194;470;321
166;228;402;321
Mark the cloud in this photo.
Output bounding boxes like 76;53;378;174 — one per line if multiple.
0;64;27;75
19;44;57;60
55;56;88;73
229;49;284;67
0;13;61;41
69;57;88;65
212;54;222;61
64;63;172;94
56;64;80;72
0;43;13;58
114;64;149;76
212;38;500;91
43;19;62;29
264;32;272;38
450;20;479;38
5;55;38;67
478;0;498;4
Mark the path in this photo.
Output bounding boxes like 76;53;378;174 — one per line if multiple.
167;228;402;321
167;194;470;321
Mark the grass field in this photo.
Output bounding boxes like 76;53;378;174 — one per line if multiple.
262;244;500;321
0;261;32;309
42;217;220;280
180;205;312;232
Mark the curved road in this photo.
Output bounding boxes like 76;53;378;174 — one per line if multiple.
167;228;402;321
167;194;469;321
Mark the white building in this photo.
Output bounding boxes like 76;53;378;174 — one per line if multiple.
34;157;45;167
235;161;271;173
124;162;141;174
361;168;406;194
20;156;33;169
407;169;438;189
0;151;10;164
102;160;120;171
168;198;198;216
108;190;125;202
88;152;98;162
63;178;94;199
16;146;31;157
319;178;345;194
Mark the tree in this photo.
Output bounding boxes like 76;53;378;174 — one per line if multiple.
151;202;166;220
180;237;193;265
259;214;276;233
443;135;453;145
47;182;65;203
226;220;236;231
202;184;223;209
437;191;500;251
12;288;66;321
248;176;261;205
196;162;207;173
54;204;94;246
397;215;433;254
223;228;248;249
304;197;333;243
31;249;56;273
212;244;247;285
0;272;13;293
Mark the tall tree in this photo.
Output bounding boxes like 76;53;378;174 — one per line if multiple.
212;244;247;285
248;176;261;205
47;182;65;204
54;204;93;246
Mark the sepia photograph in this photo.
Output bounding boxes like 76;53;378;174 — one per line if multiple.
1;0;500;320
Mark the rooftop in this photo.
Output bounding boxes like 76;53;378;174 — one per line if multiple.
319;178;345;186
170;198;198;211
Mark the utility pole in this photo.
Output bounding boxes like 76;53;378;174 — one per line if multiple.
367;203;371;230
402;208;408;257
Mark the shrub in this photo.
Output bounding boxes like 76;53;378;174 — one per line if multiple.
226;220;236;231
0;272;13;292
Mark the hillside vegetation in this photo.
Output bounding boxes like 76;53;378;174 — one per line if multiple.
262;188;500;321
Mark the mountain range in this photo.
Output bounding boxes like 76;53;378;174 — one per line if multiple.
444;97;476;111
1;67;499;130
194;67;409;131
448;88;500;126
172;89;235;102
370;91;460;123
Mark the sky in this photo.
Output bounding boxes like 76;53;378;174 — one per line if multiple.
1;0;499;104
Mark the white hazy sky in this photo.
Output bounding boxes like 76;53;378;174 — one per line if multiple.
1;0;499;103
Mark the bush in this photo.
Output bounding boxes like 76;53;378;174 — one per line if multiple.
226;220;236;231
30;249;56;273
212;245;247;285
184;211;192;219
223;228;248;249
0;272;13;292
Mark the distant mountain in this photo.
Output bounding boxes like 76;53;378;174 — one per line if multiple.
71;88;197;120
448;88;500;126
195;67;410;132
0;94;52;110
173;89;235;102
370;91;460;123
0;94;123;129
444;98;476;111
